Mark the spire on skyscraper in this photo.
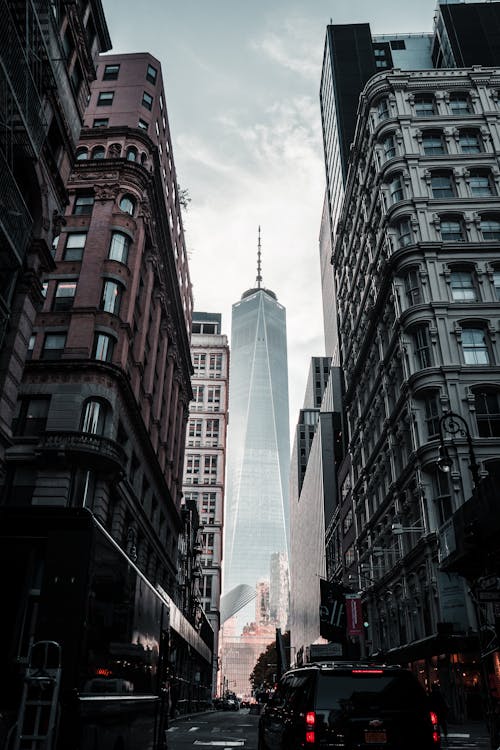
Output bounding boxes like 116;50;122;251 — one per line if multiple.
256;226;262;289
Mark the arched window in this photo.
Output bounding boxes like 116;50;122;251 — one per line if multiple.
76;147;88;161
126;146;138;162
461;325;490;365
388;173;404;204
404;267;422;305
381;133;396;160
377;98;390;121
100;279;123;315
474;389;500;437
480;216;500;240
469;169;495;197
413;324;432;368
91;146;105;160
422;130;445;155
395;217;412;247
431;171;455;199
108;231;130;263
449;268;477;301
81;399;108;435
449;92;471;115
119;194;136;215
459;129;482;154
440;215;464;242
414;94;436;117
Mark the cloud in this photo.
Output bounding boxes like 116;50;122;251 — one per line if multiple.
251;15;324;82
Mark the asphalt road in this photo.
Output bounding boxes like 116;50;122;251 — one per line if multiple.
166;709;259;749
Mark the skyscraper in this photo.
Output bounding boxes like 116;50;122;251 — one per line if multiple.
223;233;290;630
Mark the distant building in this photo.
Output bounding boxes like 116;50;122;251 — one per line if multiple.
221;232;290;694
182;311;229;696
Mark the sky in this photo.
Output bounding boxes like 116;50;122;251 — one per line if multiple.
102;0;439;435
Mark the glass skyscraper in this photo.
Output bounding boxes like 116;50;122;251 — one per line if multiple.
223;272;290;631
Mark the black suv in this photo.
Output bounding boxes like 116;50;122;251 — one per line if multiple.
258;662;440;750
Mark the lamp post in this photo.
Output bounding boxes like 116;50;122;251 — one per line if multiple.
437;411;497;747
437;411;480;488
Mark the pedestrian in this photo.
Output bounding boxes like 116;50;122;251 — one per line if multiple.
429;683;449;739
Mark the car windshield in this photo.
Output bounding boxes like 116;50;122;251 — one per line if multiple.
316;671;427;713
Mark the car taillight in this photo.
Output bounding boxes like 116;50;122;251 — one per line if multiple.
430;711;440;744
305;711;316;744
351;669;383;674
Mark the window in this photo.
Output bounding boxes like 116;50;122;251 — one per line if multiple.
188;419;202;439
414;94;436;116
126;146;137;162
480;216;500;241
450;270;476;301
91;146;105;160
423;392;440;438
193;385;204;404
93;332;115;362
76;147;88;161
193;353;206;373
119;195;135;215
205;419;220;440
377;98;390;120
422;131;445;155
459;130;481;153
13;397;50;436
41;333;66;359
461;327;490;365
433;470;452;527
108;232;130;264
207;386;221;409
146;64;157;84
469;170;495;197
142;91;153;110
53;280;77;311
404;269;422;305
92;118;108;128
382;134;396;160
186;455;201;483
103;64;120;81
391;39;406;50
475;390;500;437
73;195;94;216
204;455;217;479
64;232;86;261
431;171;455;199
414;325;432;368
81;400;107;435
493;270;500;300
101;280;122;315
97;91;114;106
396;217;412;247
138;119;148;130
388;173;404;204
209;353;223;373
27;334;35;359
449;93;471;115
440;217;464;242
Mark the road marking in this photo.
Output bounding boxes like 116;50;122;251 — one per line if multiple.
193;742;244;747
189;726;200;731
448;734;470;739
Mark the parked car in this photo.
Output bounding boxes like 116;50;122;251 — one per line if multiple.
258;661;440;750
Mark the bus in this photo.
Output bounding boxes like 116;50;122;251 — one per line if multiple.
0;506;213;749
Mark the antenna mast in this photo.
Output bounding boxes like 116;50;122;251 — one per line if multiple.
256;226;262;288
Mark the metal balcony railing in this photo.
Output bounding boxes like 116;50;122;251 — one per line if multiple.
36;431;127;474
0;149;32;263
0;0;48;158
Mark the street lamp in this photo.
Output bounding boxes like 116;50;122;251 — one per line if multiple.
437;410;480;488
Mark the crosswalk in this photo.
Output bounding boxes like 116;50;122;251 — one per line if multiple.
443;732;491;749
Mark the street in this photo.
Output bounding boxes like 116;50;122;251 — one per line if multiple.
166;709;259;749
166;712;491;750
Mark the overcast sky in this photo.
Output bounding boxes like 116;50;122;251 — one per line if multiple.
102;0;438;435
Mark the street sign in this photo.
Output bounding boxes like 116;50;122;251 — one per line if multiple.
477;590;500;602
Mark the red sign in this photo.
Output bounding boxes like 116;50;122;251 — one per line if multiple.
346;594;363;636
